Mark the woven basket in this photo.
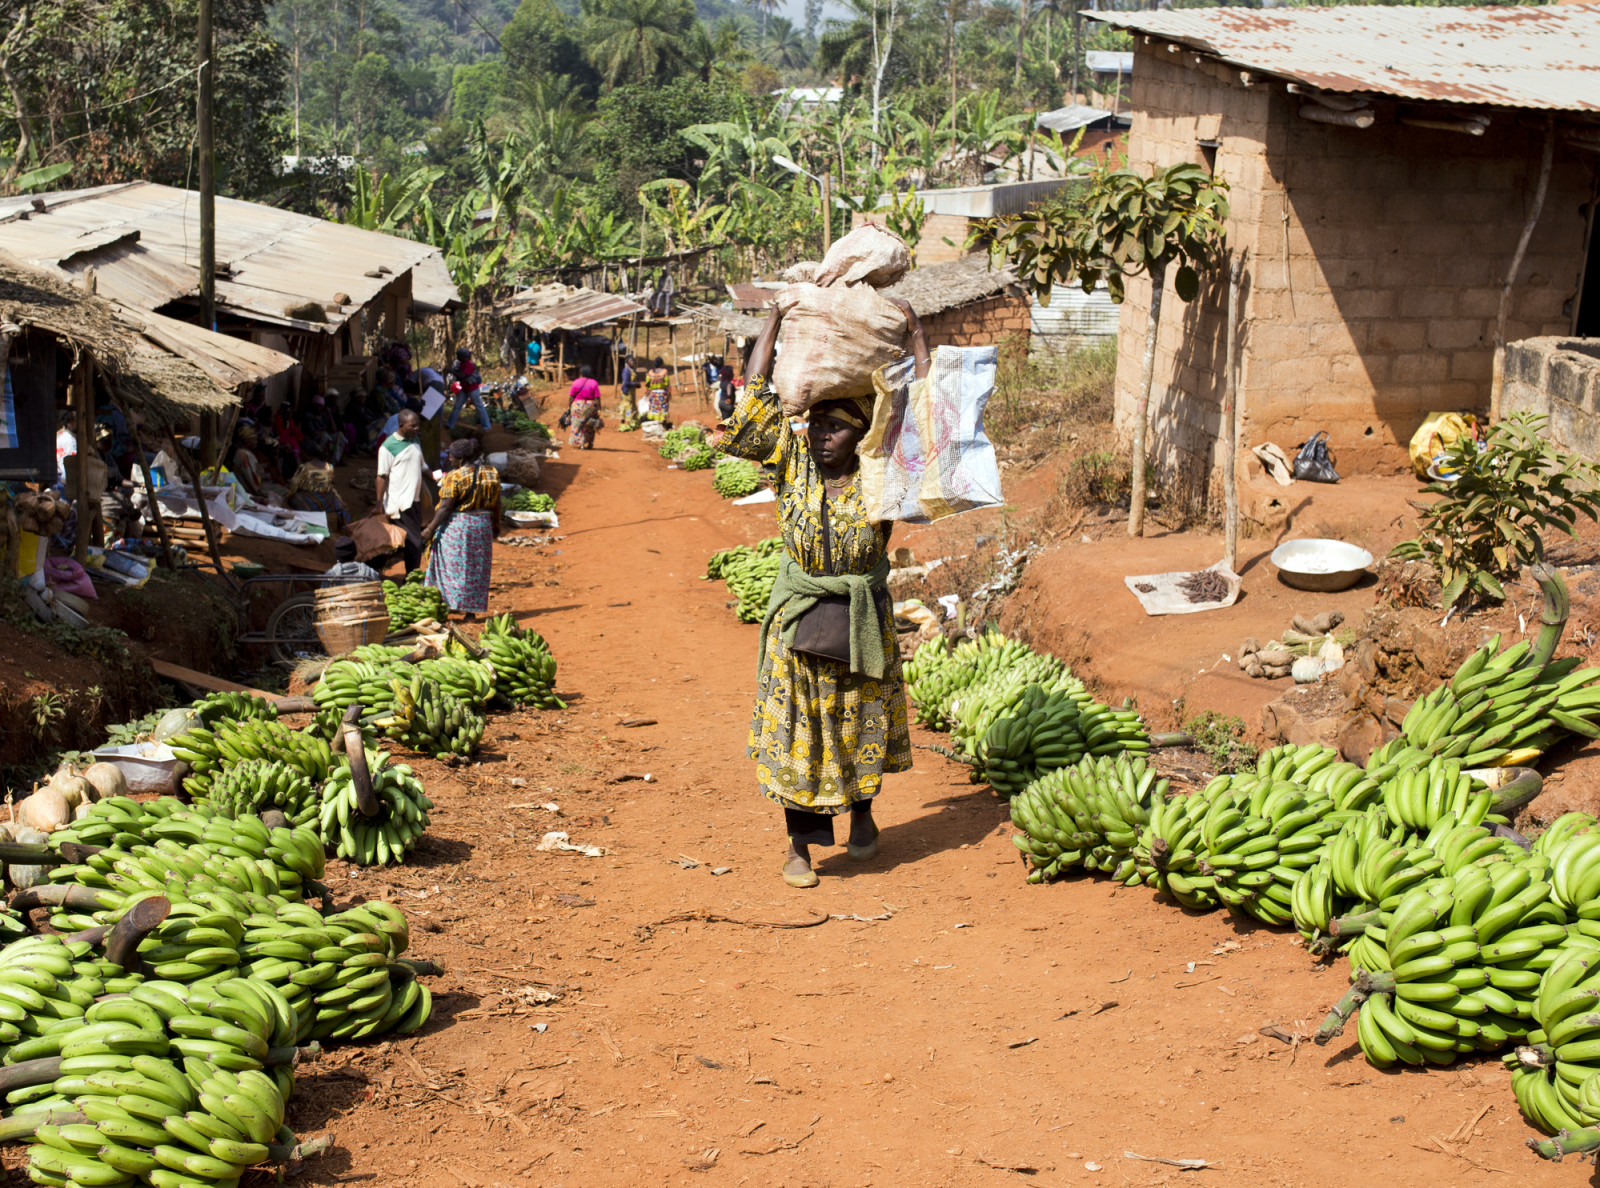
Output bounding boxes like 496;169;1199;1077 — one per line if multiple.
315;581;388;655
316;614;391;656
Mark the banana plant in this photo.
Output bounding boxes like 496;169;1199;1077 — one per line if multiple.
639;179;732;253
681;98;798;189
342;166;444;233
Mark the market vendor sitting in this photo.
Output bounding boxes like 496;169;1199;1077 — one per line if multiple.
287;451;350;533
229;422;267;495
323;536;380;585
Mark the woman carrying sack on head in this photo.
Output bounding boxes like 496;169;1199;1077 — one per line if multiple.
715;300;930;888
421;438;501;622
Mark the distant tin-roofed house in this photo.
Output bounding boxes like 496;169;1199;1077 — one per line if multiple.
1085;4;1600;490
0;181;458;400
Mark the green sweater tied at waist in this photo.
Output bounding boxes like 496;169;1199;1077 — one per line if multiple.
758;552;891;681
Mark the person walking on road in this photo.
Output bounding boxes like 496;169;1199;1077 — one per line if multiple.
643;357;672;424
566;366;603;450
445;348;490;431
422;437;501;621
716;302;931;888
375;409;426;573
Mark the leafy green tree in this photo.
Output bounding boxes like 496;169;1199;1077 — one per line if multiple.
501;0;600;96
582;0;695;86
585;76;739;212
986;162;1230;537
349;51;406;153
449;59;508;125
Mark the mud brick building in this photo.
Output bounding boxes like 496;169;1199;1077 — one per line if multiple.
1089;6;1600;489
881;255;1031;357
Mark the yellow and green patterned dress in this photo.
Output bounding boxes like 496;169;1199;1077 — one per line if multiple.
718;376;913;815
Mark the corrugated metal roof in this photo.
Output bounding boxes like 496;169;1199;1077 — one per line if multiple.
725;283;773;312
1036;104;1119;134
496;284;647;333
1085;50;1133;75
0;181;440;331
1091;6;1600;112
915;179;1073;220
410;250;460;314
1031;285;1119;355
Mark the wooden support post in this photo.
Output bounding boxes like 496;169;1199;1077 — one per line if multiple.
72;357;92;565
1222;249;1247;574
167;432;231;583
107;387;174;566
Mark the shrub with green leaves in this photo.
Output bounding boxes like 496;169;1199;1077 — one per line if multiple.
1391;411;1600;608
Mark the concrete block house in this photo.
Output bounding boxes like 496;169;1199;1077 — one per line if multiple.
1087;6;1600;489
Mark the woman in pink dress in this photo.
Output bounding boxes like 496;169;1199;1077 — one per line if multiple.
567;366;603;449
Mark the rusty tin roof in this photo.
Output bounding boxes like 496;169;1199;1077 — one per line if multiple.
1091;6;1600;112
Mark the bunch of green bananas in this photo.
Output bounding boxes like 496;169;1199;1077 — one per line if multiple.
475;614;564;709
1506;937;1600;1147
1377;756;1494;832
712;457;761;499
706;538;782;580
204;760;320;829
345;643;414;665
507;490;554;512
44;809;327;935
1367;571;1600;773
680;446;714;471
309;658;408;735
905;632;1037;732
0;935;132;1063
166;720;334;801
382;573;447;629
189;692;277;729
236;900;429;1043
50;797;163;850
658;424;705;460
382;675;485;761
415;655;495;707
947;652;1074;761
1009;755;1166;883
319;750;432;866
979;682;1149;796
721;552;780;623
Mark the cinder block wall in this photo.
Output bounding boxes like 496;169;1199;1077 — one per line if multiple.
1502;337;1600;455
1115;41;1591;491
921;292;1032;354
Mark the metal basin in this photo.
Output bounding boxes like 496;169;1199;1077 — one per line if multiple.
1270;538;1374;592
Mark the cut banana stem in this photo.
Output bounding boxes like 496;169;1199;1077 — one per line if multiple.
104;894;172;971
341;706;381;818
0;1056;64;1093
1528;1129;1600;1161
261;809;291;830
1330;909;1382;938
395;958;444;976
1315;983;1371;1045
1528;564;1569;672
269;1135;333;1162
0;842;65;866
10;884;105;913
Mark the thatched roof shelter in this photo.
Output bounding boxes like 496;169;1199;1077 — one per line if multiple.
880;254;1022;319
0;250;294;424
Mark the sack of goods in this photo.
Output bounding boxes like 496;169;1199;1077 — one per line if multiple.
772;223;913;415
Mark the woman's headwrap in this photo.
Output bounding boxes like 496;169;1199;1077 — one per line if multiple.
448;437;482;462
809;395;873;432
287;461;334;496
235;423;258;446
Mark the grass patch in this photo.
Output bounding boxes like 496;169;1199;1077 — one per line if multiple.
1185;710;1258;773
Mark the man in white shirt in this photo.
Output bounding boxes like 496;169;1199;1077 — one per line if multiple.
375;409;425;572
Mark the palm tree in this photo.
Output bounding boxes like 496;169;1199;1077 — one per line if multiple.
682;19;749;82
761;16;808;69
582;0;691;86
816;0;904;164
746;0;780;37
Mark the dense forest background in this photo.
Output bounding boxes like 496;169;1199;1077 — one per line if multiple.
0;0;1537;296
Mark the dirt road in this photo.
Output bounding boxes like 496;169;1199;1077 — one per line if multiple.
282;427;1579;1188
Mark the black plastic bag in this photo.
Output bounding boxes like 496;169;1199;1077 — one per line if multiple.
1292;431;1340;483
558;409;572;429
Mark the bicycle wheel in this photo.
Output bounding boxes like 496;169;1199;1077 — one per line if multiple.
265;593;324;666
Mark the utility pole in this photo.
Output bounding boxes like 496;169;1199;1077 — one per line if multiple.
198;0;215;333
197;0;218;468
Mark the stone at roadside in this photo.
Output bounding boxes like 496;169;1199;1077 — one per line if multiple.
1337;714;1386;765
1255;647;1294;668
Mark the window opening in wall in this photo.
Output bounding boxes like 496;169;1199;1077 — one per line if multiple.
1579;196;1600;338
1198;139;1220;175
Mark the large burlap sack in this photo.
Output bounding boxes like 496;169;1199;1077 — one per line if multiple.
859;347;1003;524
349;512;405;562
815;223;913;288
773;282;909;414
500;450;543;487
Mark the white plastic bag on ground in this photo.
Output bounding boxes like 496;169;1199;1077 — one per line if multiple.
773;282;908;414
858;346;1004;523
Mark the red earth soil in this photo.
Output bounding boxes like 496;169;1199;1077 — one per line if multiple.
13;395;1600;1185
3;419;1570;1188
